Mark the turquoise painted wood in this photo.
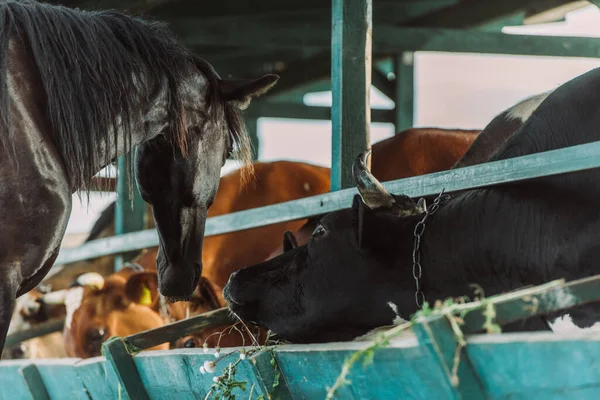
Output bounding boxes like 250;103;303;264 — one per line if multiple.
102;337;150;400
330;0;372;191
467;333;600;399
272;341;454;399
75;357;121;400
19;364;51;400
52;139;600;266
115;152;146;271
394;52;415;132
32;359;89;400
4;332;600;399
0;361;33;400
132;349;269;400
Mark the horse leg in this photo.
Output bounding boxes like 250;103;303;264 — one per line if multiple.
0;271;18;357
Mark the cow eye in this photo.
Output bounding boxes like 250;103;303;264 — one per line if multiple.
312;225;326;237
183;338;197;348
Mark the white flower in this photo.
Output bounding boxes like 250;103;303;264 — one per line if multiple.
212;376;220;383
203;343;208;353
199;366;206;374
203;361;216;374
214;351;220;358
239;349;246;360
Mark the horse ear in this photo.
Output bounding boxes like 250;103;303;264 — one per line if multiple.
219;74;279;110
282;230;298;252
125;272;160;311
198;277;221;311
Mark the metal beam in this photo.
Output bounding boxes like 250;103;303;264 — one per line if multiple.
401;0;535;28
52;140;600;266
181;23;600;59
394;52;415;132
331;0;373;191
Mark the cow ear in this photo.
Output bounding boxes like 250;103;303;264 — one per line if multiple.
198;277;221;311
219;74;279;110
125;272;160;311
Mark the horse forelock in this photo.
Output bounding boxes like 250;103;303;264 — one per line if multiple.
0;1;217;193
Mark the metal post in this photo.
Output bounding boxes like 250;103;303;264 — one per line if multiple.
331;0;373;191
114;152;146;271
394;52;415;133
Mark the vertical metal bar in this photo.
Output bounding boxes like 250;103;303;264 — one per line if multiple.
115;152;146;271
246;116;260;161
331;0;373;191
394;52;415;133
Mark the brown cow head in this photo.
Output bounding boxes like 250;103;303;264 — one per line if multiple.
62;269;167;358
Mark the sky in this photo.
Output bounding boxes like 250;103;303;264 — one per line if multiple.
65;4;600;241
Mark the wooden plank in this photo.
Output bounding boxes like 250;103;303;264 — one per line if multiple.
272;341;454;399
19;364;51;400
394;52;415;132
33;359;91;400
246;116;260;161
401;0;534;28
180;21;600;59
245;102;395;122
114;153;146;270
125;308;235;351
330;0;373;190
249;102;393;122
412;318;486;399
52;139;600;265
467;332;600;399
76;357;122;400
133;349;269;399
5;318;64;347
459;275;600;334
102;337;150;400
253;350;293;400
0;361;34;400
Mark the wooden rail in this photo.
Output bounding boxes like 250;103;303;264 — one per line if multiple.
52;139;600;266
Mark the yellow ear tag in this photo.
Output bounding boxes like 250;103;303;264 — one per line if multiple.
139;284;153;306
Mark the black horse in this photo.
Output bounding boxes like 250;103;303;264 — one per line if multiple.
0;0;278;355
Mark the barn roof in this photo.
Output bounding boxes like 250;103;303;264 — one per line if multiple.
48;0;590;102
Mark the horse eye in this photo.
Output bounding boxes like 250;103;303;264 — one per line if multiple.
312;225;326;237
183;338;197;348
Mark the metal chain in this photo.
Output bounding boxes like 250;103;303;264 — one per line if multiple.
412;189;451;308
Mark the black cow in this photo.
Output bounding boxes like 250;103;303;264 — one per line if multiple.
223;67;600;343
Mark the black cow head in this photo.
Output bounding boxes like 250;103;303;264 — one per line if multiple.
223;151;429;343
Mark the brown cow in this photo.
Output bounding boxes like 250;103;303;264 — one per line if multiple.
62;268;167;358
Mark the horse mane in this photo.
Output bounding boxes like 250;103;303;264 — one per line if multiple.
0;1;253;191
